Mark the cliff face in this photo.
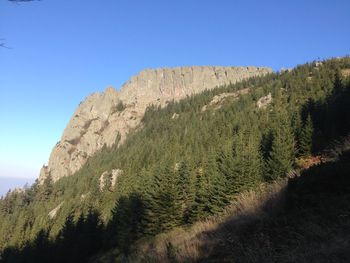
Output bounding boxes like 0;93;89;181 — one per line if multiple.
41;66;272;182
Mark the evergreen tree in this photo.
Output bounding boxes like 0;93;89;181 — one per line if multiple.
266;110;295;181
139;168;160;236
218;127;263;195
31;229;51;262
142;164;182;234
56;213;80;262
126;193;144;243
106;193;144;254
58;213;76;249
37;175;53;202
82;209;103;254
106;196;128;248
155;165;182;232
1;57;350;258
291;110;303;142
188;166;210;223
217;150;236;195
333;71;344;94
0;191;14;214
298;114;314;157
205;153;229;214
231;128;263;192
176;161;194;223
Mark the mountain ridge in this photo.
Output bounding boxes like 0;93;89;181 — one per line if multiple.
1;57;350;262
41;66;272;182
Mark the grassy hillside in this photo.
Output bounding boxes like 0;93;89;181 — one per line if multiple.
118;137;350;263
1;57;350;262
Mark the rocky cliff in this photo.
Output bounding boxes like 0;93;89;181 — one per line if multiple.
40;66;272;182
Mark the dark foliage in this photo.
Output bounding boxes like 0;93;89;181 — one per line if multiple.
198;149;350;263
0;209;103;263
1;57;350;262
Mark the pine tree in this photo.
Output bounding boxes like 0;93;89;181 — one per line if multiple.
83;209;103;253
231;128;263;192
58;213;75;245
266;110;295;181
126;193;144;243
107;193;145;253
333;71;344;94
142;164;182;234
217;150;236;195
205;153;228;214
176;161;194;223
0;190;14;214
299;114;314;157
218;127;263;195
291;110;303;142
37;175;53;202
57;213;78;262
31;229;51;262
188;165;210;223
138;166;161;236
156;165;182;232
106;196;128;247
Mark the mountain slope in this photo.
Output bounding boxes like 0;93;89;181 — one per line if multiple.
0;57;350;262
117;141;350;263
43;66;271;182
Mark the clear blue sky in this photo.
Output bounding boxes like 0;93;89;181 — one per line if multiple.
0;0;349;191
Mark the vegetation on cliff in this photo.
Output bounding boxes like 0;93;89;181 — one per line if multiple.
1;57;350;262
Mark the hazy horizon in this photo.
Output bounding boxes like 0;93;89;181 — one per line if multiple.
0;177;35;197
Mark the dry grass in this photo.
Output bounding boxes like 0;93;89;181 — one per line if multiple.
295;156;323;170
95;149;350;263
125;179;288;263
93;136;350;262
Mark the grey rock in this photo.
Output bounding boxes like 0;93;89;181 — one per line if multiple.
99;169;123;191
201;88;250;111
41;66;272;182
171;113;179;119
257;93;272;109
48;202;63;219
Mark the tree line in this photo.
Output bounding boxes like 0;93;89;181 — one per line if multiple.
1;57;350;262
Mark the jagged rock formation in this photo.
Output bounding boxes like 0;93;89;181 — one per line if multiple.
41;66;272;182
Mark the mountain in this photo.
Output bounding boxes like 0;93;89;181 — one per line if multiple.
1;57;350;263
42;66;271;182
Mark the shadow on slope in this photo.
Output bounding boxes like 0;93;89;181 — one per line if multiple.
0;193;145;263
196;152;350;263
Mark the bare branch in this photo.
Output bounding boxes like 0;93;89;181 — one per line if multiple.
0;44;11;49
2;0;39;48
0;39;11;49
0;43;11;49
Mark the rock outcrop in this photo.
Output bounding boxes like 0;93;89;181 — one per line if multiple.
41;66;272;182
201;88;250;111
256;93;272;109
99;169;123;191
48;202;63;219
341;68;350;78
